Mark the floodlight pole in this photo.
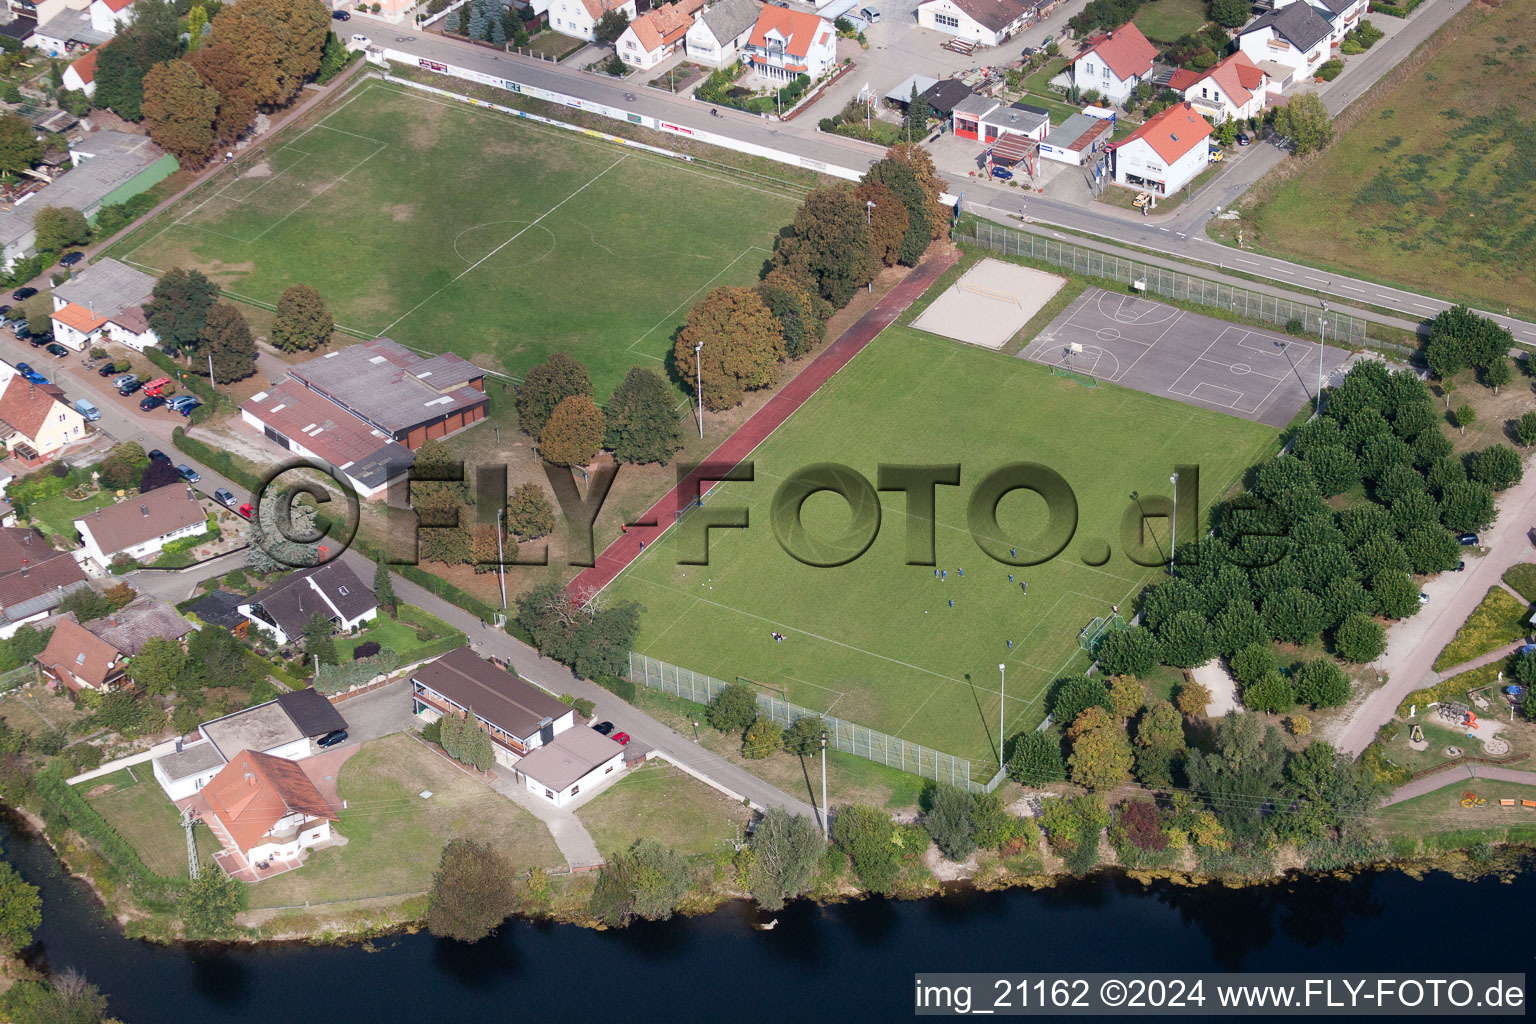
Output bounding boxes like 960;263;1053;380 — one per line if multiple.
694;342;704;440
495;506;507;609
998;663;1006;769
207;353;215;391
820;729;829;839
866;200;876;292
1169;472;1179;577
1318;299;1329;415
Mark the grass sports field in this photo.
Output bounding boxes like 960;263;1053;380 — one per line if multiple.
109;80;801;398
1231;1;1536;316
606;304;1279;767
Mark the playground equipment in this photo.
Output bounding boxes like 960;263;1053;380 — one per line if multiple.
1409;724;1424;744
1460;791;1488;809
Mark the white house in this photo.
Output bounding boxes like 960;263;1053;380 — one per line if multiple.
684;0;760;67
61;46;96;97
199;749;338;868
237;562;377;647
1272;0;1366;45
49;257;159;351
87;0;132;34
153;690;348;801
549;0;635;41
1167;50;1270;123
1238;1;1334;80
1069;21;1158;103
75;485;208;568
515;727;627;807
915;0;1031;49
616;0;704;70
741;4;836;81
1110;101;1212;195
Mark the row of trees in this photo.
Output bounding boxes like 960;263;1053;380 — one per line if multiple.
515;581;639;682
143;268;257;382
405;439;558;569
706;681;824;760
516;354;684;469
96;0;333;165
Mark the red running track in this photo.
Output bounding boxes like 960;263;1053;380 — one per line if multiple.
567;249;961;602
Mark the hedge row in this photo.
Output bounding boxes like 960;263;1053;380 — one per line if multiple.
36;766;185;903
595;672;636;703
1370;0;1422;16
171;426;265;494
142;349;229;425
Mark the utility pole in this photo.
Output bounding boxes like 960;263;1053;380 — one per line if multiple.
182;809;199;880
820;728;829;839
207;352;215;391
866;200;876;292
694;342;704;440
1318;299;1329;415
1169;472;1179;577
997;663;1006;769
495;506;507;610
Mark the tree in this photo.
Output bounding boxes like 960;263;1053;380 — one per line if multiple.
145;268;218;356
1424;304;1513;378
140;456;186;493
781;715;825;757
32;206;90;255
756;276;821;360
1107;676;1146;720
742;717;782;758
1333;611;1385;663
604;366;681;465
129;636;187;696
746;808;824;911
0;859;40;952
1483;356;1511;394
853;182;907;267
1401;526;1462;575
876;142;946;239
1471;444;1523;491
93;42;146;119
1175;680;1211;716
1067;705;1114;740
1243;670;1296;714
1068;721;1134;790
924;783;975;861
142;59;220;165
771;186;875;308
426;838;519;941
831;804;900;894
1440;479;1495;533
1049;676;1112;726
190;43;260;145
213;0;331;107
1133;701;1185;788
181;867;246;936
1006;730;1065;785
188;4;209;48
1095;625;1161;677
270;284;333;352
1159;609;1216;667
538;394;605;468
199;302;258;382
595;8;629;42
707;681;759;732
0;114;41;174
517;353;593;437
1210;0;1250;28
506;482;556;539
1262;587;1327;644
589;839;691;925
303;610;338;665
1517;411;1536;447
1295;659;1351;708
1185;712;1287;846
903;84;930;141
98;441;148;491
1229;643;1276;688
1272;92;1333;155
675;286;784;410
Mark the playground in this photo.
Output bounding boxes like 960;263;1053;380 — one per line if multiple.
1017;287;1332;427
911;259;1066;350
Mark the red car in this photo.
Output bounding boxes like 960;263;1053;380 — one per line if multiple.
237;502;254;520
142;376;173;397
613;731;631;746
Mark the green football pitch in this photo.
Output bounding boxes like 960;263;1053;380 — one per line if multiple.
109;80;802;399
605;320;1280;767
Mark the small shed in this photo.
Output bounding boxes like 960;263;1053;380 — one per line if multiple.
920;78;973;118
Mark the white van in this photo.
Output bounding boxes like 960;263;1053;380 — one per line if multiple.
860;6;880;21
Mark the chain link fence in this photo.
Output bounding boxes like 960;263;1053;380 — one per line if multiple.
957;220;1370;347
628;652;986;792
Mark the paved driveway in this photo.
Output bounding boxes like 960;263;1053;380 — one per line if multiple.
330;679;415;748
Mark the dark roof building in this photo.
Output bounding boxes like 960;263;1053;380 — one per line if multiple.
83;596;195;656
919;79;973;117
1241;2;1332;53
0;525;89;632
275;688;348;738
188;589;246;631
238;562;376;645
411;646;576;757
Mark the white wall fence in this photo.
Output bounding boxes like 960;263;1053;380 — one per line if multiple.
419;0;473;28
370;52;865;181
628;651;990;793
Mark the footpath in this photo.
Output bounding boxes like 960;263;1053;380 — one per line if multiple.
565;247;960;600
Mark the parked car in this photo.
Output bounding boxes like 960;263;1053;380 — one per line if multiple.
147;448;169;463
28;333;47;348
167;395;197;411
350;33;369;45
20;368;46;384
237;502;254;520
176;400;201;417
13;323;30;341
592;721;614;735
1454;561;1466;572
1457;532;1479;546
1236;131;1251;146
613;731;631;745
44;343;67;358
860;6;880;20
213;488;238;508
990;165;1013;180
11;287;36;301
332;9;350;18
176;463;200;483
139;395;166;412
317;729;348;748
1418;591;1430;606
142;376;172;397
15;362;31;376
99;364;123;377
73;398;100;421
119;380;143;396
59;252;84;267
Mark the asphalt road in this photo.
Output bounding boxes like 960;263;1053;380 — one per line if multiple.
349;0;1536;346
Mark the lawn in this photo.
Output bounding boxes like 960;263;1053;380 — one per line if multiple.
334;605;465;662
109;80;801;399
82;768;222;879
27;489;118;545
1232;1;1536;317
606;295;1279;767
1503;564;1536;604
1373;781;1536;849
1131;0;1209;43
247;733;562;909
1432;586;1530;672
576;760;751;858
0;687;91;736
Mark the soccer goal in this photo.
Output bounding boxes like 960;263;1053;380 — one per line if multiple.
1079;613;1127;655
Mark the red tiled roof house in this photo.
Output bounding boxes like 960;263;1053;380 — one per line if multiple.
742;5;836;81
1071;21;1158;103
200;749;338;867
36;614;126;693
1167;50;1271;123
1109;101;1213;196
616;0;706;70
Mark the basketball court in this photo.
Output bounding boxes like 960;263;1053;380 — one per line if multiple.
1018;287;1331;427
912;258;1066;349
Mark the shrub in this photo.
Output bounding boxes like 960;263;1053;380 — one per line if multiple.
590;839;692;925
1243;670;1296;714
351;640;381;660
1175;680;1211;716
832;804;902;894
595;673;636;703
1285;319;1305;336
923;783;976;862
1294;659;1351;708
742;717;782;758
1316;59;1343;82
707;682;759;732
